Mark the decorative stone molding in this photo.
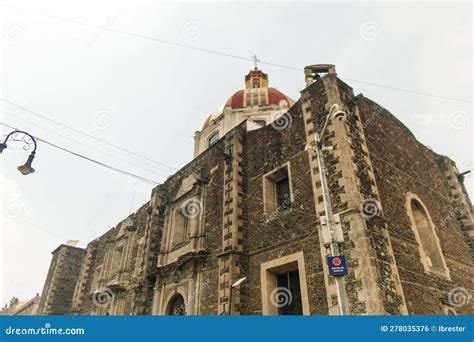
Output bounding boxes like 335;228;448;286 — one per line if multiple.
260;251;310;315
438;157;474;259
217;125;247;315
405;192;451;279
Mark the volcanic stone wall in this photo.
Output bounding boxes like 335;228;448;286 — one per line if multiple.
69;204;151;315
357;95;474;315
38;73;473;317
242;88;326;314
150;134;227;315
37;245;85;315
70;227;118;315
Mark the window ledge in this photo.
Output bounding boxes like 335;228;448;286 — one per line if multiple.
426;266;450;280
171;240;191;251
264;207;293;221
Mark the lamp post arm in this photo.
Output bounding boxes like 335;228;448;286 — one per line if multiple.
1;130;37;153
318;104;340;144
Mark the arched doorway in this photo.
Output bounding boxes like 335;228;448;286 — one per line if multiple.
167;294;186;316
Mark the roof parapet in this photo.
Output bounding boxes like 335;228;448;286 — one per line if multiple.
304;64;337;86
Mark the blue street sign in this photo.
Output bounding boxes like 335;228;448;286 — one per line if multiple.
327;256;348;276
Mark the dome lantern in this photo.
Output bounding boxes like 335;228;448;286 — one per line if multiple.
194;68;294;157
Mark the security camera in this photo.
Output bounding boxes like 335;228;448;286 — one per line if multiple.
333;110;346;121
322;146;334;152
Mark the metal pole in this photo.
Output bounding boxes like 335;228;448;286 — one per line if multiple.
228;285;233;316
315;132;350;315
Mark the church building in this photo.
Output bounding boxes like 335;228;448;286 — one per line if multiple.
37;64;474;316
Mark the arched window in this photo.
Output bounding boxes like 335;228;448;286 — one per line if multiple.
167;294;186;316
406;193;450;278
208;132;219;147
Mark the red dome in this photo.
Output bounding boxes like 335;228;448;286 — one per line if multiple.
202;87;293;130
224;88;290;109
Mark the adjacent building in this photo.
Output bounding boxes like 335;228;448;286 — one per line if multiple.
1;294;41;315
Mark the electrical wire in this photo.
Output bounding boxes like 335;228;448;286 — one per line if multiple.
1;4;471;104
0;98;177;172
1;110;170;179
0;98;322;218
0;122;161;186
1;95;458;218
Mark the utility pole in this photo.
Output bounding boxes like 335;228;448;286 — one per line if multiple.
314;106;350;316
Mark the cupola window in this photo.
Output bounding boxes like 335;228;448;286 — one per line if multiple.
208;132;219;147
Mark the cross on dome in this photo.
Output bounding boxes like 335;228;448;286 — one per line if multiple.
251;55;260;70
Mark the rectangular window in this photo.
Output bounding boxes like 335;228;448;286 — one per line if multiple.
245;90;252;106
263;164;292;215
259;90;267;105
172;210;190;246
275;177;291;210
276;270;303;315
208;132;219;147
110;243;124;275
260;251;310;315
252;91;258;106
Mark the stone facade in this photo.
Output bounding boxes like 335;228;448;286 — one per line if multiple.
356;96;474;315
37;65;473;316
37;245;85;315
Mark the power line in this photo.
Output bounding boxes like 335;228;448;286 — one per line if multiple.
22;218;72;241
1;4;472;104
1;93;460;222
0;100;321;219
0;122;160;186
367;151;451;202
1;109;170;179
0;98;319;219
1;95;458;219
0;98;178;172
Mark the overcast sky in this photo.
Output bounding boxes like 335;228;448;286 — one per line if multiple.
0;1;472;305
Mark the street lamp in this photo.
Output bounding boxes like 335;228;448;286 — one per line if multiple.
0;130;37;175
228;277;246;315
